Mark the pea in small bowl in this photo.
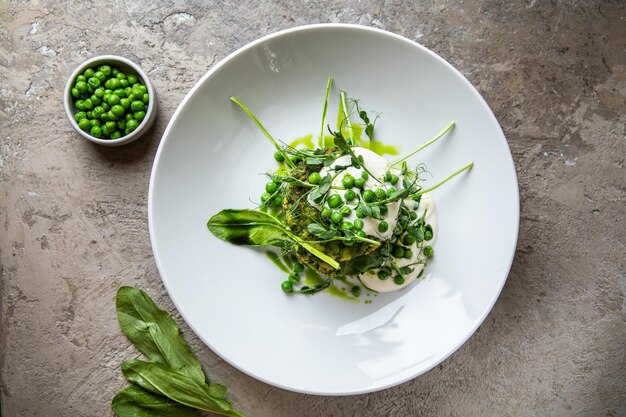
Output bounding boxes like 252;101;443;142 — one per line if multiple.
64;55;157;147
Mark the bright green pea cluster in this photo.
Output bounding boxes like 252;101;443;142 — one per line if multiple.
71;64;149;139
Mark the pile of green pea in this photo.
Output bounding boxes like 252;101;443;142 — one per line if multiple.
70;64;149;139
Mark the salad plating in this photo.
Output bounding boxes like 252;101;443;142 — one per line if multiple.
208;78;472;298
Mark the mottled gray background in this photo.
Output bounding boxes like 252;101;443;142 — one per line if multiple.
1;1;625;416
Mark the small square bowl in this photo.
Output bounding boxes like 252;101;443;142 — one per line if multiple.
64;55;157;147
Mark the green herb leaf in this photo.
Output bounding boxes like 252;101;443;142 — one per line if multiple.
207;209;291;247
111;385;199;417
116;287;205;384
121;360;245;417
307;223;338;240
309;174;332;204
306;157;324;166
341;254;385;275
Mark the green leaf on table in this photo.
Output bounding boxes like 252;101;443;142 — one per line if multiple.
121;359;245;417
116;287;205;384
111;385;199;417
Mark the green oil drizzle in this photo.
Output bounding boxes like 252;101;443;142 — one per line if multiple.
289;134;315;150
265;251;290;273
304;269;358;302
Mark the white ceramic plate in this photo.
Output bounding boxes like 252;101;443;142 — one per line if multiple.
149;24;519;395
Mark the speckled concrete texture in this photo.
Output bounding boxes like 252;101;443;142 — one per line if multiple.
1;1;624;416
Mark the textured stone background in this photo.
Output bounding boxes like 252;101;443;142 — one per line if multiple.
1;1;625;416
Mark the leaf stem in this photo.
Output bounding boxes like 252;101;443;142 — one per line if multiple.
415;162;474;196
339;91;353;144
320;77;332;148
390;121;455;167
230;96;295;168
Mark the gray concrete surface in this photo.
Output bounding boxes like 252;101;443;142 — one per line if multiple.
1;1;625;416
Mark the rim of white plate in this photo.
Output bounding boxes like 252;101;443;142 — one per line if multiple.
148;23;520;396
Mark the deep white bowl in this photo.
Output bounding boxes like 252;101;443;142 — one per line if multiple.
149;24;519;395
64;55;157;147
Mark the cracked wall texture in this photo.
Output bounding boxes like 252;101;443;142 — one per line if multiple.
1;1;625;416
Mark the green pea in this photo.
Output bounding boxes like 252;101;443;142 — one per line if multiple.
71;87;80;98
353;219;364;230
126;119;139;131
387;187;397;197
379;204;388;215
93;87;105;98
392;245;405;258
351;286;361;297
293;263;305;273
131;100;145;112
74;111;86;122
137;84;147;94
105;121;116;131
113;88;126;98
342;175;354;189
75;75;86;83
142;93;149;104
107;95;120;106
110;78;122;90
98;65;111;76
78;118;91;131
116;72;127;79
125;113;133;121
355;208;365;218
377;269;390;280
91;119;101;127
375;188;387;200
91;106;104;119
112;68;119;76
327;194;343;208
90;126;102;138
100;113;109;121
111;130;122;139
134;111;146;121
131;86;143;98
378;220;389;233
260;193;270;203
265;182;278;194
82;98;93;110
83;67;95;78
341;221;353;231
404;249;413;259
409;211;418;220
362;189;376;203
127;74;138;85
394;275;405;285
95;71;107;82
120;79;129;88
390;174;399;185
101;102;110;111
124;128;131;135
361;171;369;180
354;178;366;189
101;125;110;136
424;225;433;241
384;171;392;182
344;189;356;202
403;234;416;245
330;211;342;225
117;120;126;130
75;81;88;93
308;172;321;184
118;98;129;110
104;89;113;94
356;230;366;238
103;93;111;103
110;104;124;117
86;111;93;119
340;206;352;216
423;245;434;258
274;151;285;162
89;95;101;106
281;280;293;293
